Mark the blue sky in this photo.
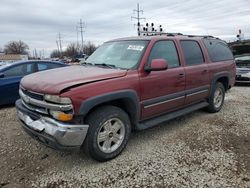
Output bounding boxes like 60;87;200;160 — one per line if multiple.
0;0;250;56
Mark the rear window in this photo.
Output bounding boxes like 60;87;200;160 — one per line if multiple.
203;39;234;62
37;62;62;71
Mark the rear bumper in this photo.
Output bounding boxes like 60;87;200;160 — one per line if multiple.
15;99;89;150
236;69;250;83
236;75;250;83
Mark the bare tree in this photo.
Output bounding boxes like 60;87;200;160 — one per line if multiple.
83;41;97;56
64;43;80;58
4;40;29;54
50;50;61;58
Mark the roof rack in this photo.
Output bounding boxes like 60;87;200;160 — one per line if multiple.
166;33;217;38
140;31;183;36
140;31;218;39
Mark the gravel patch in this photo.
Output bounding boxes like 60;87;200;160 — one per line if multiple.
0;86;250;188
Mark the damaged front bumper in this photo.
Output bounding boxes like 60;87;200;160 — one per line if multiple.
15;99;88;150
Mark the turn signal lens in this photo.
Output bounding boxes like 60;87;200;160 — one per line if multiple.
50;110;73;121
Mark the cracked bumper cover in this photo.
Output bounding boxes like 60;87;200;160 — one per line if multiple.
15;99;89;150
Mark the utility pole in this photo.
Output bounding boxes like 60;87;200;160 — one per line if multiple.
58;32;63;55
76;26;79;52
131;3;145;36
78;19;85;54
34;48;37;59
56;40;60;52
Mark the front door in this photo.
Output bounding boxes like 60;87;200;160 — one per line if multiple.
139;40;185;120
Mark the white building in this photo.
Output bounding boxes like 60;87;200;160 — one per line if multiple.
0;54;28;63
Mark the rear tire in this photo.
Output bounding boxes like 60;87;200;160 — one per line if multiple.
84;105;131;162
206;82;225;113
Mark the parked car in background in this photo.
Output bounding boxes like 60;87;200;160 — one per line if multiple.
235;54;250;83
0;60;68;105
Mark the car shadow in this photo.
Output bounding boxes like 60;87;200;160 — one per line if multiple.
234;82;250;87
0;103;15;109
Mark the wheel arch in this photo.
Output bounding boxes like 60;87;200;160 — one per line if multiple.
79;90;140;130
210;72;230;97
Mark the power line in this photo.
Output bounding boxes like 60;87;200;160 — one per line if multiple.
131;3;146;36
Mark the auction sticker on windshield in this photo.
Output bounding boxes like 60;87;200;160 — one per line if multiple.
127;45;144;51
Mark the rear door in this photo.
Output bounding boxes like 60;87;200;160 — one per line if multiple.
140;40;185;120
180;40;210;105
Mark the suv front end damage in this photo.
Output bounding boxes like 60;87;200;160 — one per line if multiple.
16;87;88;150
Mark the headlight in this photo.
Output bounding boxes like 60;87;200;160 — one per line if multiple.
44;94;72;104
50;110;73;121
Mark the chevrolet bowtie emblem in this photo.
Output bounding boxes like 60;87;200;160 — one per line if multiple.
23;95;30;103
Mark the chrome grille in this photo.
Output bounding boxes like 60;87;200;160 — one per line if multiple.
21;88;44;101
20;88;48;114
21;100;48;114
19;88;73;115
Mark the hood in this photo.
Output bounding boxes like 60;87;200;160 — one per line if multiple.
21;66;127;94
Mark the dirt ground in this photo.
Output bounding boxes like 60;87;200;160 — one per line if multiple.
0;86;249;188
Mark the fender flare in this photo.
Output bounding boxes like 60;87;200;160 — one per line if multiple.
210;71;230;97
79;89;140;122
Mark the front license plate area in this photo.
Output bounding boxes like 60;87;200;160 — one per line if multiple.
18;110;45;132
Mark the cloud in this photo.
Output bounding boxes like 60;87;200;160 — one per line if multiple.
0;0;249;56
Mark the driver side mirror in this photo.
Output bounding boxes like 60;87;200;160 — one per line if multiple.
145;59;168;72
0;73;4;78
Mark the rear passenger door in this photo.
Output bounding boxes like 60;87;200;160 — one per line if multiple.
180;40;210;105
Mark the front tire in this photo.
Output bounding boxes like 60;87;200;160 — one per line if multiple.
85;105;131;162
206;82;225;113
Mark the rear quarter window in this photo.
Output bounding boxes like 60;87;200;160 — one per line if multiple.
203;39;234;62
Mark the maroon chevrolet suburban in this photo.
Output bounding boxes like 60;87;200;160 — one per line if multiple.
16;34;236;161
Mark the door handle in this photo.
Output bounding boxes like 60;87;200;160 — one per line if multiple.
202;69;208;73
178;73;184;78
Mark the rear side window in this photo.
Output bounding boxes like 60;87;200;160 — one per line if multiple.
37;63;62;71
203;39;234;62
181;41;204;66
148;40;180;68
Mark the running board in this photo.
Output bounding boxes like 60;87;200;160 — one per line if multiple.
136;101;209;130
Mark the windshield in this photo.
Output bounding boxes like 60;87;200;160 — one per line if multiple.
85;40;148;69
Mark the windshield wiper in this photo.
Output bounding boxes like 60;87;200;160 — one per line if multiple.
81;61;94;66
94;63;117;69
